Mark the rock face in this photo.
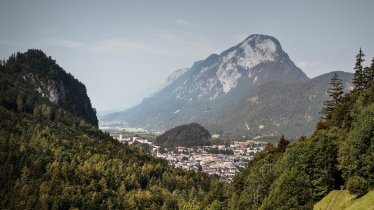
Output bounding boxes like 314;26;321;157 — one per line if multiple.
3;49;98;126
152;34;307;103
102;35;353;139
26;74;65;104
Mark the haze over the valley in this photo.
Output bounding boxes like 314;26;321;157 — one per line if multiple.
1;0;374;111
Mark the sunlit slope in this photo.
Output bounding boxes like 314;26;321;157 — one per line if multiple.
314;190;374;210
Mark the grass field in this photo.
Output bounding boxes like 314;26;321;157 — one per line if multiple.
121;127;146;133
314;190;374;210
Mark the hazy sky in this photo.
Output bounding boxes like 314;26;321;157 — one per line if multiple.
1;0;373;111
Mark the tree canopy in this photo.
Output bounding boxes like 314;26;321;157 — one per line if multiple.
224;50;374;209
154;123;213;148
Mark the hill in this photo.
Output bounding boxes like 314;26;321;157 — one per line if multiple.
314;190;374;210
0;50;223;209
154;123;212;148
1;49;98;126
102;34;353;138
224;57;373;210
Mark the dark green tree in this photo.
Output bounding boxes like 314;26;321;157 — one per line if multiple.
260;169;313;210
363;57;374;87
347;176;368;197
338;95;374;188
353;48;365;91
277;135;289;153
321;73;344;120
16;95;24;112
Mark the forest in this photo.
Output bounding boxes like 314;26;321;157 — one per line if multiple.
0;51;224;209
225;49;374;209
0;48;373;209
154;123;213;148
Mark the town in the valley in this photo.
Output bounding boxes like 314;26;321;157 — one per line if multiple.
104;128;266;182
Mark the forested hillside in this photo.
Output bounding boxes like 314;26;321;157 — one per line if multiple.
154;123;213;148
225;50;374;209
0;51;224;209
0;49;98;126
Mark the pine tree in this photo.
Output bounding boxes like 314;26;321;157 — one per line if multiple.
352;48;365;90
321;73;344;120
328;73;344;102
363;57;374;87
277;135;289;152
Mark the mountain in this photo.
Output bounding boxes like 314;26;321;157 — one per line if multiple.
101;34;353;138
210;71;353;138
154;123;212;148
155;68;190;93
1;49;98;126
0;50;223;209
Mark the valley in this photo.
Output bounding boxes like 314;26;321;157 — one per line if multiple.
1;43;373;209
1;1;373;208
103;127;267;182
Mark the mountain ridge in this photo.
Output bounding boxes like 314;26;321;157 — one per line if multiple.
101;35;353;138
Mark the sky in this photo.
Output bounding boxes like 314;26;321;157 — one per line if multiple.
1;0;374;111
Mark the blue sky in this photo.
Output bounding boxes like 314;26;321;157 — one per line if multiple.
1;0;373;110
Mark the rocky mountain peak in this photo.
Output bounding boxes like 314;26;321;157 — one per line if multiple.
242;34;280;48
144;34;308;101
220;34;282;68
212;34;306;93
102;35;318;137
239;34;281;56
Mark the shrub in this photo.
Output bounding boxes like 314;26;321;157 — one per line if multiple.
347;176;368;197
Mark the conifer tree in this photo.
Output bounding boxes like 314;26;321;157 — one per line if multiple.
352;48;365;90
277;135;289;153
363;57;374;87
321;73;344;119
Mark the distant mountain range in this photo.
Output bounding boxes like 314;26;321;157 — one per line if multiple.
101;34;353;139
